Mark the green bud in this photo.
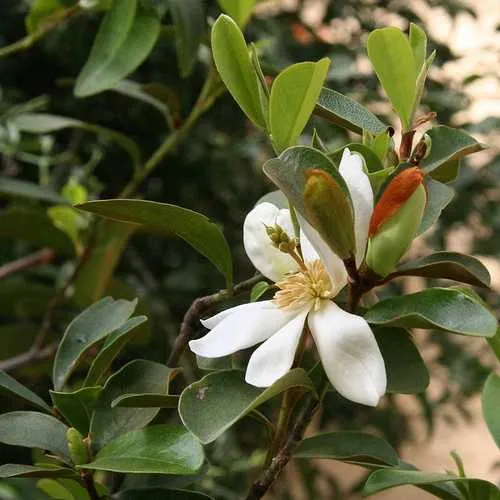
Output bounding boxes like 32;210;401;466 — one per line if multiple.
303;169;355;260
366;183;426;277
66;427;88;465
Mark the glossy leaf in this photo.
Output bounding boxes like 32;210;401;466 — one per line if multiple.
0;370;51;412
409;23;427;72
365;288;497;337
0;178;67;204
315;88;386;135
0;464;74;479
418;178;454;235
170;0;204;77
482;372;500;448
90;360;176;449
78;199;233;287
393;252;490;288
0;411;69;461
211;15;266;128
84;316;148;386
111;393;179;408
422;126;484;174
115;489;214;500
217;0;256;27
53;297;137;390
367;28;416;130
269;59;330;152
74;0;160;97
374;328;429;394
179;369;315;444
83;425;204;474
50;387;101;435
293;431;399;466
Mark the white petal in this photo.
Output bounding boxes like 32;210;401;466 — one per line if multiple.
245;308;309;387
339;148;374;267
243;202;299;282
189;301;294;358
308;301;386;406
298;215;348;296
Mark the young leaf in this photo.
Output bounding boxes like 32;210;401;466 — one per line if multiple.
179;369;315;444
83;425;204;475
78;199;233;288
367;28;417;130
211;15;266;128
52;296;137;390
269;58;330;152
365;288;497;337
0;178;67;205
409;23;427;73
0;464;74;479
0;370;51;412
25;0;69;34
482;372;500;449
418;178;455;235
74;0;160;97
250;281;271;302
217;0;257;27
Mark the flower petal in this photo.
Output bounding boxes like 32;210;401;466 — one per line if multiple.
298;215;348;295
243;202;299;281
308;301;386;406
339;148;374;267
189;301;295;358
245;308;309;387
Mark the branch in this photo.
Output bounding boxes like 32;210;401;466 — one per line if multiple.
0;248;56;281
167;274;264;367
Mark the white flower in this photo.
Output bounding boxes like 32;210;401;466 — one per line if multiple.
189;149;386;406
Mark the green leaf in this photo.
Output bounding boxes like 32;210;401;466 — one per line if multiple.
50;387;101;435
392;252;490;288
196;355;232;371
0;411;69;461
217;0;257;27
74;0;160;97
365;288;497;337
409;23;427;73
329;143;383;173
0;178;67;205
269;58;330;152
429;158;460;184
115;489;214;500
418;178;455;235
78;199;233;287
25;0;69;34
37;478;90;500
53;297;137;390
169;0;204;77
47;206;86;252
0;465;74;479
422;126;484;175
315;88;386;135
374;328;429;394
293;431;399;466
367;28;417;130
10;113;141;169
179;368;315;444
0;370;51;412
111;393;179;408
250;281;271;302
211;15;266;128
482;372;500;449
90;360;176;449
83;425;204;475
84;316;148;386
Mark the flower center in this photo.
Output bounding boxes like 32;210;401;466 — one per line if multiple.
273;259;334;311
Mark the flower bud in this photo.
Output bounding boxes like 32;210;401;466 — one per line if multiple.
303;168;355;260
366;168;426;277
66;427;88;465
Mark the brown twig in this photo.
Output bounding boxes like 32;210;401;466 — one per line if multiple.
167;274;264;367
0;248;56;281
82;471;101;500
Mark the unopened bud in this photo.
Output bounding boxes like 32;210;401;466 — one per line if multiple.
67;428;88;465
303;168;355;260
265;224;294;250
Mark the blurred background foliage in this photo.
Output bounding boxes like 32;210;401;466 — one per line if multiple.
0;0;499;498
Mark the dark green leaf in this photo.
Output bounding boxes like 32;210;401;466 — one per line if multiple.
75;0;160;97
169;0;204;77
53;297;137;390
314;88;386;135
78;200;233;287
393;252;490;288
418;178;454;235
269;59;330;152
422;126;484;174
365;288;497;337
115;489;214;500
217;0;257;27
0;370;51;412
0;178;67;204
84;316;148;386
211;15;266;128
196;355;233;371
0;411;69;461
83;425;204;474
90;360;176;449
329;143;383;173
374;328;429;394
482;372;500;449
0;465;74;479
111;393;179;408
179;369;315;444
50;387;101;435
429;158;460;184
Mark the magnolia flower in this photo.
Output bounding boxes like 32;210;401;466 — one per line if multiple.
189;149;386;406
